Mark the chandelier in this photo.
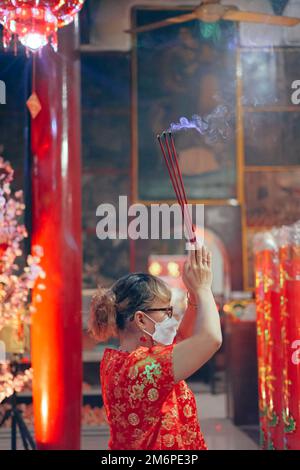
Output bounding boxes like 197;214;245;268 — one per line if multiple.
0;1;85;52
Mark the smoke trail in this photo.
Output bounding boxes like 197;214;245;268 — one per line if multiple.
168;105;231;144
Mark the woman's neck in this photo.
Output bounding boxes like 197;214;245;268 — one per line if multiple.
119;332;153;352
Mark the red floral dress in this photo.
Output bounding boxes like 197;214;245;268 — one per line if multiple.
100;344;207;450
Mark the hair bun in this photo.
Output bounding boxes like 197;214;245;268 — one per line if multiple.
89;287;118;342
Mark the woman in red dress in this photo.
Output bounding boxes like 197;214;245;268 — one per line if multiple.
89;245;222;450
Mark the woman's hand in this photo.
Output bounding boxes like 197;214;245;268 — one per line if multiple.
182;245;212;295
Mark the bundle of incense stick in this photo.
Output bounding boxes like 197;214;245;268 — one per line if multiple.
157;131;197;245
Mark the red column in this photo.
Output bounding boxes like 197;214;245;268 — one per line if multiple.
255;249;269;449
255;236;282;449
30;21;82;450
285;237;300;449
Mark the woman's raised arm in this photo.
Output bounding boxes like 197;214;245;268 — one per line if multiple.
173;246;222;383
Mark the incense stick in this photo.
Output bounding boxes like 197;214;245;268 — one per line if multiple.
167;132;196;240
157;131;196;245
157;134;183;213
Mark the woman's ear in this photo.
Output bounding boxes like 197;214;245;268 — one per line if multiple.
133;310;145;328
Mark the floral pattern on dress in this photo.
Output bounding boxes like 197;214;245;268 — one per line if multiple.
100;345;207;450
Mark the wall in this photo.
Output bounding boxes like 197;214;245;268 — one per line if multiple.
86;0;300;50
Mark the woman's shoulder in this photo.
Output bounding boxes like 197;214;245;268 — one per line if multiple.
101;346;124;361
101;344;175;369
101;346;148;364
129;343;174;360
100;347;124;378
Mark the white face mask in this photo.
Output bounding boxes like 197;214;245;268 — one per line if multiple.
142;312;179;345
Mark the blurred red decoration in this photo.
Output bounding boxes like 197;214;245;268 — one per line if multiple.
26;91;41;118
0;0;85;52
254;223;300;450
0;242;9;258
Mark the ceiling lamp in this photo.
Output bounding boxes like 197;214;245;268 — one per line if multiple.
0;1;85;53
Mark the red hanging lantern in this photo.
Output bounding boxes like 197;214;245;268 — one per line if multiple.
0;1;85;53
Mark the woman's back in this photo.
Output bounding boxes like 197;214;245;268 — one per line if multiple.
100;344;207;450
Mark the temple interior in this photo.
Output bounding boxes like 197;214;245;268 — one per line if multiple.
0;0;300;452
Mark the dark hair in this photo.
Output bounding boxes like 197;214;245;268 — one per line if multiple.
89;272;171;342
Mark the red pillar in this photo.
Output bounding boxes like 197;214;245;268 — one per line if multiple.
30;20;82;450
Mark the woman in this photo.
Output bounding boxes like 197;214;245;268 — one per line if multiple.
89;245;222;450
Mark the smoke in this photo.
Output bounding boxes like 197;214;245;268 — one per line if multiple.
168;105;231;144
